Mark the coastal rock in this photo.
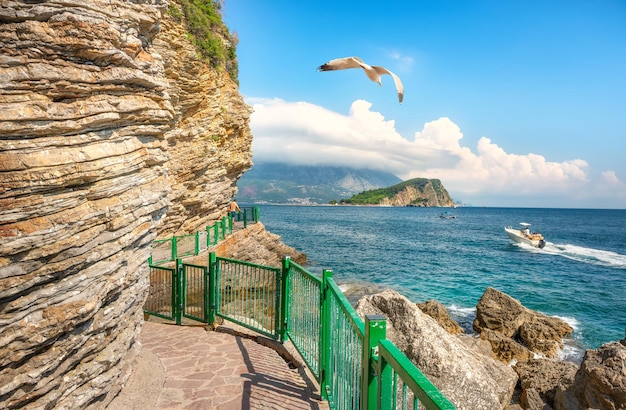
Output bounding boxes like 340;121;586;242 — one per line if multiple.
554;339;626;410
356;289;518;410
417;300;464;335
0;1;252;408
188;222;306;267
514;358;578;407
473;287;529;337
473;288;573;360
480;328;533;364
520;388;552;410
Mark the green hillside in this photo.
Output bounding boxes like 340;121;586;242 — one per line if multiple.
343;178;451;206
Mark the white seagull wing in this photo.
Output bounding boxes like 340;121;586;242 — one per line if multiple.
318;56;404;104
372;66;404;104
317;56;365;71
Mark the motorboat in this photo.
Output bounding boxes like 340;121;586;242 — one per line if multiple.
504;222;546;248
439;211;456;219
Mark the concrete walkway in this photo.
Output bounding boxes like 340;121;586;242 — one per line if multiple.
107;320;328;409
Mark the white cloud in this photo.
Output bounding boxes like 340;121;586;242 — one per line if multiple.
601;170;622;185
248;98;625;207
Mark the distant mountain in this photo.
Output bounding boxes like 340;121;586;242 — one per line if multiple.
344;178;454;207
236;163;402;204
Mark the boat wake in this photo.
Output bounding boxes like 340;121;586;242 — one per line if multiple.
539;243;626;269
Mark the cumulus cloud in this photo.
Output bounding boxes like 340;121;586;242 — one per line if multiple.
247;98;614;205
601;170;622;185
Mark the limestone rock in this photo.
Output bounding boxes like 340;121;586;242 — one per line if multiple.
520;388;553;410
188;222;306;267
417;299;464;335
514;358;578;406
554;339;626;410
473;288;573;360
480;328;533;365
473;287;529;337
356;289;518;410
0;1;252;408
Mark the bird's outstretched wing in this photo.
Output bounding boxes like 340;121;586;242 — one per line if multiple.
317;56;365;71
317;56;404;104
372;66;404;104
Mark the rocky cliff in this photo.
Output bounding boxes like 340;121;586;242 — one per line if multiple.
347;177;455;207
0;1;252;408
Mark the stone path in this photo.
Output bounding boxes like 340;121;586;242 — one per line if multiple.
107;321;328;409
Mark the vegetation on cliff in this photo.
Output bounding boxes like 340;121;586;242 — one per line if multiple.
169;0;239;82
342;178;453;206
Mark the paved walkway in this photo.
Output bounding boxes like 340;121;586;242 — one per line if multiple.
107;320;328;409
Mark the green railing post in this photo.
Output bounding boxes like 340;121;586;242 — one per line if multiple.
280;256;291;343
195;231;200;255
213;224;218;244
221;216;227;238
148;255;152;265
320;269;333;404
172;237;177;262
363;315;387;410
175;258;183;325
228;214;233;231
208;252;217;326
254;206;259;223
243;208;248;228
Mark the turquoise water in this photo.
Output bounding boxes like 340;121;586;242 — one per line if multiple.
256;205;626;358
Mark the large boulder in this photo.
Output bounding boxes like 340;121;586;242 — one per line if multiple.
356;289;518;410
554;338;626;410
417;299;464;335
514;358;578;407
474;288;573;360
480;328;533;365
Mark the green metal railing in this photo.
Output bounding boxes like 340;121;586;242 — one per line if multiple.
144;264;177;321
214;255;281;339
281;258;321;376
144;252;455;409
148;206;260;266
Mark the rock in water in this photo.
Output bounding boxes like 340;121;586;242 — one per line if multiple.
356;289;518;409
473;287;573;361
554;339;626;410
417;299;464;335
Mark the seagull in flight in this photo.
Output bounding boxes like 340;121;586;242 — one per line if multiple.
317;56;404;104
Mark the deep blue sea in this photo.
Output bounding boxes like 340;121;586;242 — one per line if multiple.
255;205;626;360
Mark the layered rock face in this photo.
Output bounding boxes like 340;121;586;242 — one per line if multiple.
0;1;251;408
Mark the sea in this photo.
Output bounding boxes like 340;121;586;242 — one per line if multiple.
255;205;626;362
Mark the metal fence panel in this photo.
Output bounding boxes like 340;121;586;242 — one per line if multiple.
144;265;176;320
215;257;281;340
378;340;456;410
285;261;321;378
183;263;208;322
326;278;364;410
151;239;173;265
175;234;196;258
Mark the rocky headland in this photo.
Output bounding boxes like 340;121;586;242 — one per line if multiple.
355;287;626;409
346;177;455;207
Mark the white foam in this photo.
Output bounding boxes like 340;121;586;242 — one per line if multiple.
338;284;351;293
447;304;476;315
541;243;626;269
554;315;580;332
559;340;585;363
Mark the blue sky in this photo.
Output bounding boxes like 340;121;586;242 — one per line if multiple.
223;1;626;208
